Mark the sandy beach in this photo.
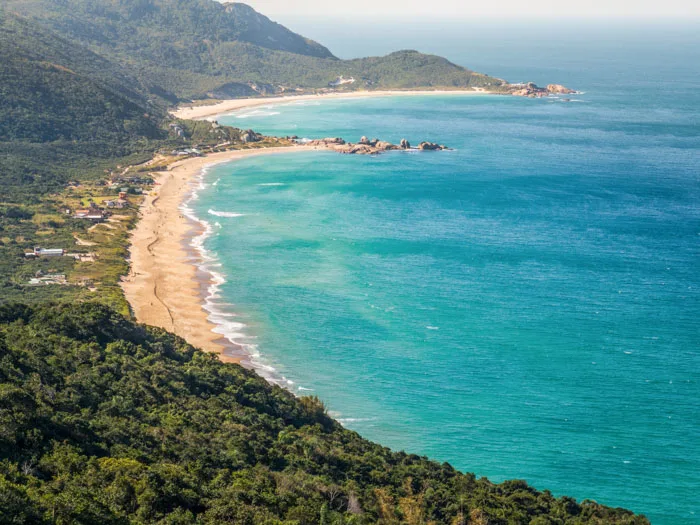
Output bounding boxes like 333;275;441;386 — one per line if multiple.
121;146;307;363
125;89;490;364
172;89;491;120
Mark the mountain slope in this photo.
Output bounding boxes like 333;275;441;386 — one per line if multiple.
0;11;168;193
0;302;649;524
4;0;507;100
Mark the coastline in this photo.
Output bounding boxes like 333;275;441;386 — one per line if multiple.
172;88;491;121
121;146;308;364
126;90;475;368
124;88;475;368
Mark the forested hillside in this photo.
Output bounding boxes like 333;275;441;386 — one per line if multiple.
0;9;259;306
0;303;649;524
3;0;507;100
0;11;166;194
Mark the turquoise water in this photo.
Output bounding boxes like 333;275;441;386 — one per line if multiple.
193;29;699;523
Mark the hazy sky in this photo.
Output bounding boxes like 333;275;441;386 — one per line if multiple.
236;0;699;19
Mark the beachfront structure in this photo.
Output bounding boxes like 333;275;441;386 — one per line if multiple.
74;208;106;220
104;199;128;209
171;148;202;157
26;247;65;258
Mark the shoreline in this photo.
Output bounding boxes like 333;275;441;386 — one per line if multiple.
121;146;309;364
172;89;492;121
125;89;489;368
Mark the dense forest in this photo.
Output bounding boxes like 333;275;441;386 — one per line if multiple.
3;0;508;100
0;303;649;524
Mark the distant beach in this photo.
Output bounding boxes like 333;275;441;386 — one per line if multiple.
172;88;490;120
121;146;307;363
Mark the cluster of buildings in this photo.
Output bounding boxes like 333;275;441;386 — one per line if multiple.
71;193;131;220
109;176;152;187
73;206;107;221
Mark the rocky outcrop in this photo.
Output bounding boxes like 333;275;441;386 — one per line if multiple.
508;82;577;98
305;137;346;147
241;129;262;143
374;141;394;151
337;144;379;155
169;123;186;138
301;136;449;155
546;84;576;94
418;142;447;151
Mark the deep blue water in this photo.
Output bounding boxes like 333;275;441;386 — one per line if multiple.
192;25;700;523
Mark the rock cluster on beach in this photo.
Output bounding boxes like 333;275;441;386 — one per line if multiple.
241;129;262;143
302;136;447;155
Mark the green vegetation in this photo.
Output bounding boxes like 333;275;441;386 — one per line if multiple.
0;9;289;307
0;11;164;194
0;303;649;524
4;0;508;101
0;3;639;522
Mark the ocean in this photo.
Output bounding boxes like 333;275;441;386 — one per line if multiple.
190;22;699;524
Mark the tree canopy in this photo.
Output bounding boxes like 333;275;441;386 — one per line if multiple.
0;303;649;524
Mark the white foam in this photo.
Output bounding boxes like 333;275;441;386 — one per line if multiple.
208;209;246;217
337;417;378;425
426;326;440;330
182;163;311;394
235;109;281;119
257;182;286;186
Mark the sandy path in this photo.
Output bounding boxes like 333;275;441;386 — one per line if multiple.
121;146;308;363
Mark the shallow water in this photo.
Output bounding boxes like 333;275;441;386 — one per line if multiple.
193;26;700;523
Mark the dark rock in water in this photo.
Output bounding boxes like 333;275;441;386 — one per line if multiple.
304;135;446;155
509;82;577;98
374;141;394;151
418;141;444;151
